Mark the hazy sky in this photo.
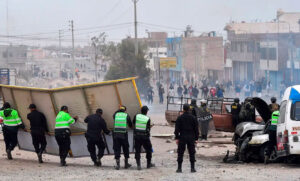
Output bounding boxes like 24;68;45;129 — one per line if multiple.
0;0;300;46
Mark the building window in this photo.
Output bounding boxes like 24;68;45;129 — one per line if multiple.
2;52;7;58
257;43;260;52
240;42;244;52
260;47;277;60
247;42;254;52
231;42;237;52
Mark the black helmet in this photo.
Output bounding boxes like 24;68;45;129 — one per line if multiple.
191;99;197;105
28;104;36;109
183;104;190;111
60;105;68;111
3;102;11;109
271;97;276;103
120;105;127;111
234;98;239;103
141;106;149;114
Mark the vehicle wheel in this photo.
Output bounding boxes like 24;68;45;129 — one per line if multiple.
259;144;268;163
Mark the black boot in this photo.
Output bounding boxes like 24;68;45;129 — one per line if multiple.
176;162;182;173
6;149;12;160
37;153;43;163
191;162;196;173
94;160;100;167
97;157;102;167
124;158;132;169
60;159;67;167
136;159;142;170
115;159;120;170
147;160;155;168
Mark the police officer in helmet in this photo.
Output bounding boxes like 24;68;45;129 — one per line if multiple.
269;97;280;113
113;105;133;170
231;98;241;128
175;104;199;173
133;105;155;170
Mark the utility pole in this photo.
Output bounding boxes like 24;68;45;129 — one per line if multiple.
58;30;63;57
267;39;270;85
6;0;9;65
156;41;161;85
58;30;63;76
69;20;75;85
133;0;139;55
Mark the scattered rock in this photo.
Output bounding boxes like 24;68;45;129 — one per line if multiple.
166;139;172;143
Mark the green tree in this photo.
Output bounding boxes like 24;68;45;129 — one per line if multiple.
105;40;151;95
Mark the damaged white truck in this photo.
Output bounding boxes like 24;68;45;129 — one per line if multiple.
225;85;300;163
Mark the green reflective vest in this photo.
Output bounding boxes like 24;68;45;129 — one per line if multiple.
0;108;22;127
271;111;280;126
114;112;128;133
135;114;150;132
55;111;75;129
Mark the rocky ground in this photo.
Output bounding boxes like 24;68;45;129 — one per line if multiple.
0;101;300;181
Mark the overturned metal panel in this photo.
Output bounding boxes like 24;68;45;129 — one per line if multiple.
0;77;141;157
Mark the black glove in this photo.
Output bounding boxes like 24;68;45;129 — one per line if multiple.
19;123;25;129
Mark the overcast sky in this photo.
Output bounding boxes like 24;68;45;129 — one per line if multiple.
0;0;300;46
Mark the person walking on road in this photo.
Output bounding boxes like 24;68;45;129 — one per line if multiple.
0;102;23;160
84;108;110;167
113;106;133;170
133;106;155;170
54;106;78;166
158;85;165;104
174;104;199;173
27;104;48;163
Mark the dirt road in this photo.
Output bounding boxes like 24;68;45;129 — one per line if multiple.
1;103;300;180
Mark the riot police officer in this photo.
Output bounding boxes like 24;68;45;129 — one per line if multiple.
133;106;155;170
175;104;199;173
113;106;133;170
198;100;213;140
0;102;23;160
231;98;241;128
269;97;280;113
239;98;255;123
54;106;78;166
84;108;110;166
265;110;279;164
190;99;200;118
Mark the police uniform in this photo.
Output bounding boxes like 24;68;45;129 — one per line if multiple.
199;105;212;140
27;109;48;163
54;110;76;166
113;109;132;169
133;112;154;170
0;107;22;159
175;111;199;172
231;102;241;128
84;112;110;166
265;110;279;162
